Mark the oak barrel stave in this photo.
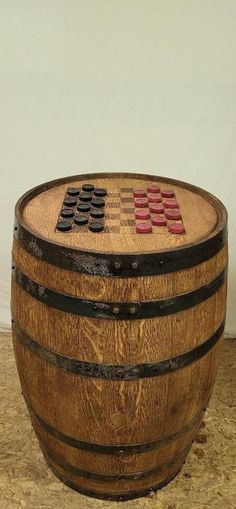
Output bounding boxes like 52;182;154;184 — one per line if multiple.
11;173;228;500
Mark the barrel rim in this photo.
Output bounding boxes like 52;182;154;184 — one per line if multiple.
14;172;228;277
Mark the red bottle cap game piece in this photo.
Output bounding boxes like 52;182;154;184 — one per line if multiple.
134;198;149;208
135;209;150;220
161;189;175;198
133;188;147;197
150;203;165;213
165;209;182;220
168;223;185;234
147;193;162;203
147;185;160;193
151;215;167;226
136;223;152;233
163;199;179;209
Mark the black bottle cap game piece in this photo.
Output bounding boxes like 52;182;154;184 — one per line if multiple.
89;222;104;232
90;209;105;219
94;188;107;197
91;198;105;208
77;203;91;213
79;192;93;202
63;196;77;207
74;215;88;225
82;184;95;193
60;208;75;218
56;220;72;232
67;187;80;196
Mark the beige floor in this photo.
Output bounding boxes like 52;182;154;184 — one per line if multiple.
0;333;235;509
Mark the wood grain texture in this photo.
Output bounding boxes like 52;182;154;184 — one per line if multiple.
11;173;228;498
12;330;223;445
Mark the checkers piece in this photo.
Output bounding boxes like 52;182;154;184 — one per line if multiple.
63;196;77;207
134;198;149;208
165;209;182;220
60;208;75;218
56;220;72;232
77;203;91;213
163;199;179;209
161;189;175;198
150;203;165;214
80;192;93;202
89;221;104;233
74;215;88;225
92;198;105;208
147;193;162;203
136;223;152;234
135;209;150;220
147;185;160;193
82;184;95;193
91;209;105;219
67;187;80;196
94;188;107;197
133;188;147;198
151;215;167;226
168;223;185;234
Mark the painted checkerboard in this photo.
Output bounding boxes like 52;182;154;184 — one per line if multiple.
56;184;186;235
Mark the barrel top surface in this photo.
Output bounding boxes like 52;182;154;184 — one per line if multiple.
18;173;225;255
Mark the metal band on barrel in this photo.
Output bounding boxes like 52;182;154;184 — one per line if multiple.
40;441;191;481
24;394;205;455
45;460;184;501
12;319;225;380
12;265;227;320
14;220;227;277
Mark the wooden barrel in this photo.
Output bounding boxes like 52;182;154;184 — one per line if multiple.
11;173;228;501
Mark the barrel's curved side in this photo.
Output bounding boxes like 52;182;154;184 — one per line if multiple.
11;195;228;498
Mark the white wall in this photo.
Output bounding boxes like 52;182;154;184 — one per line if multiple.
0;0;235;333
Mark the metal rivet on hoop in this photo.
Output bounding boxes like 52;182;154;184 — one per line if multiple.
113;306;120;315
131;261;138;269
147;489;155;498
114;261;121;269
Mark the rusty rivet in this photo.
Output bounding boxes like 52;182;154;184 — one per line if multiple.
131;261;138;269
132;369;138;377
114;261;121;269
113;306;120;315
116;368;124;378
